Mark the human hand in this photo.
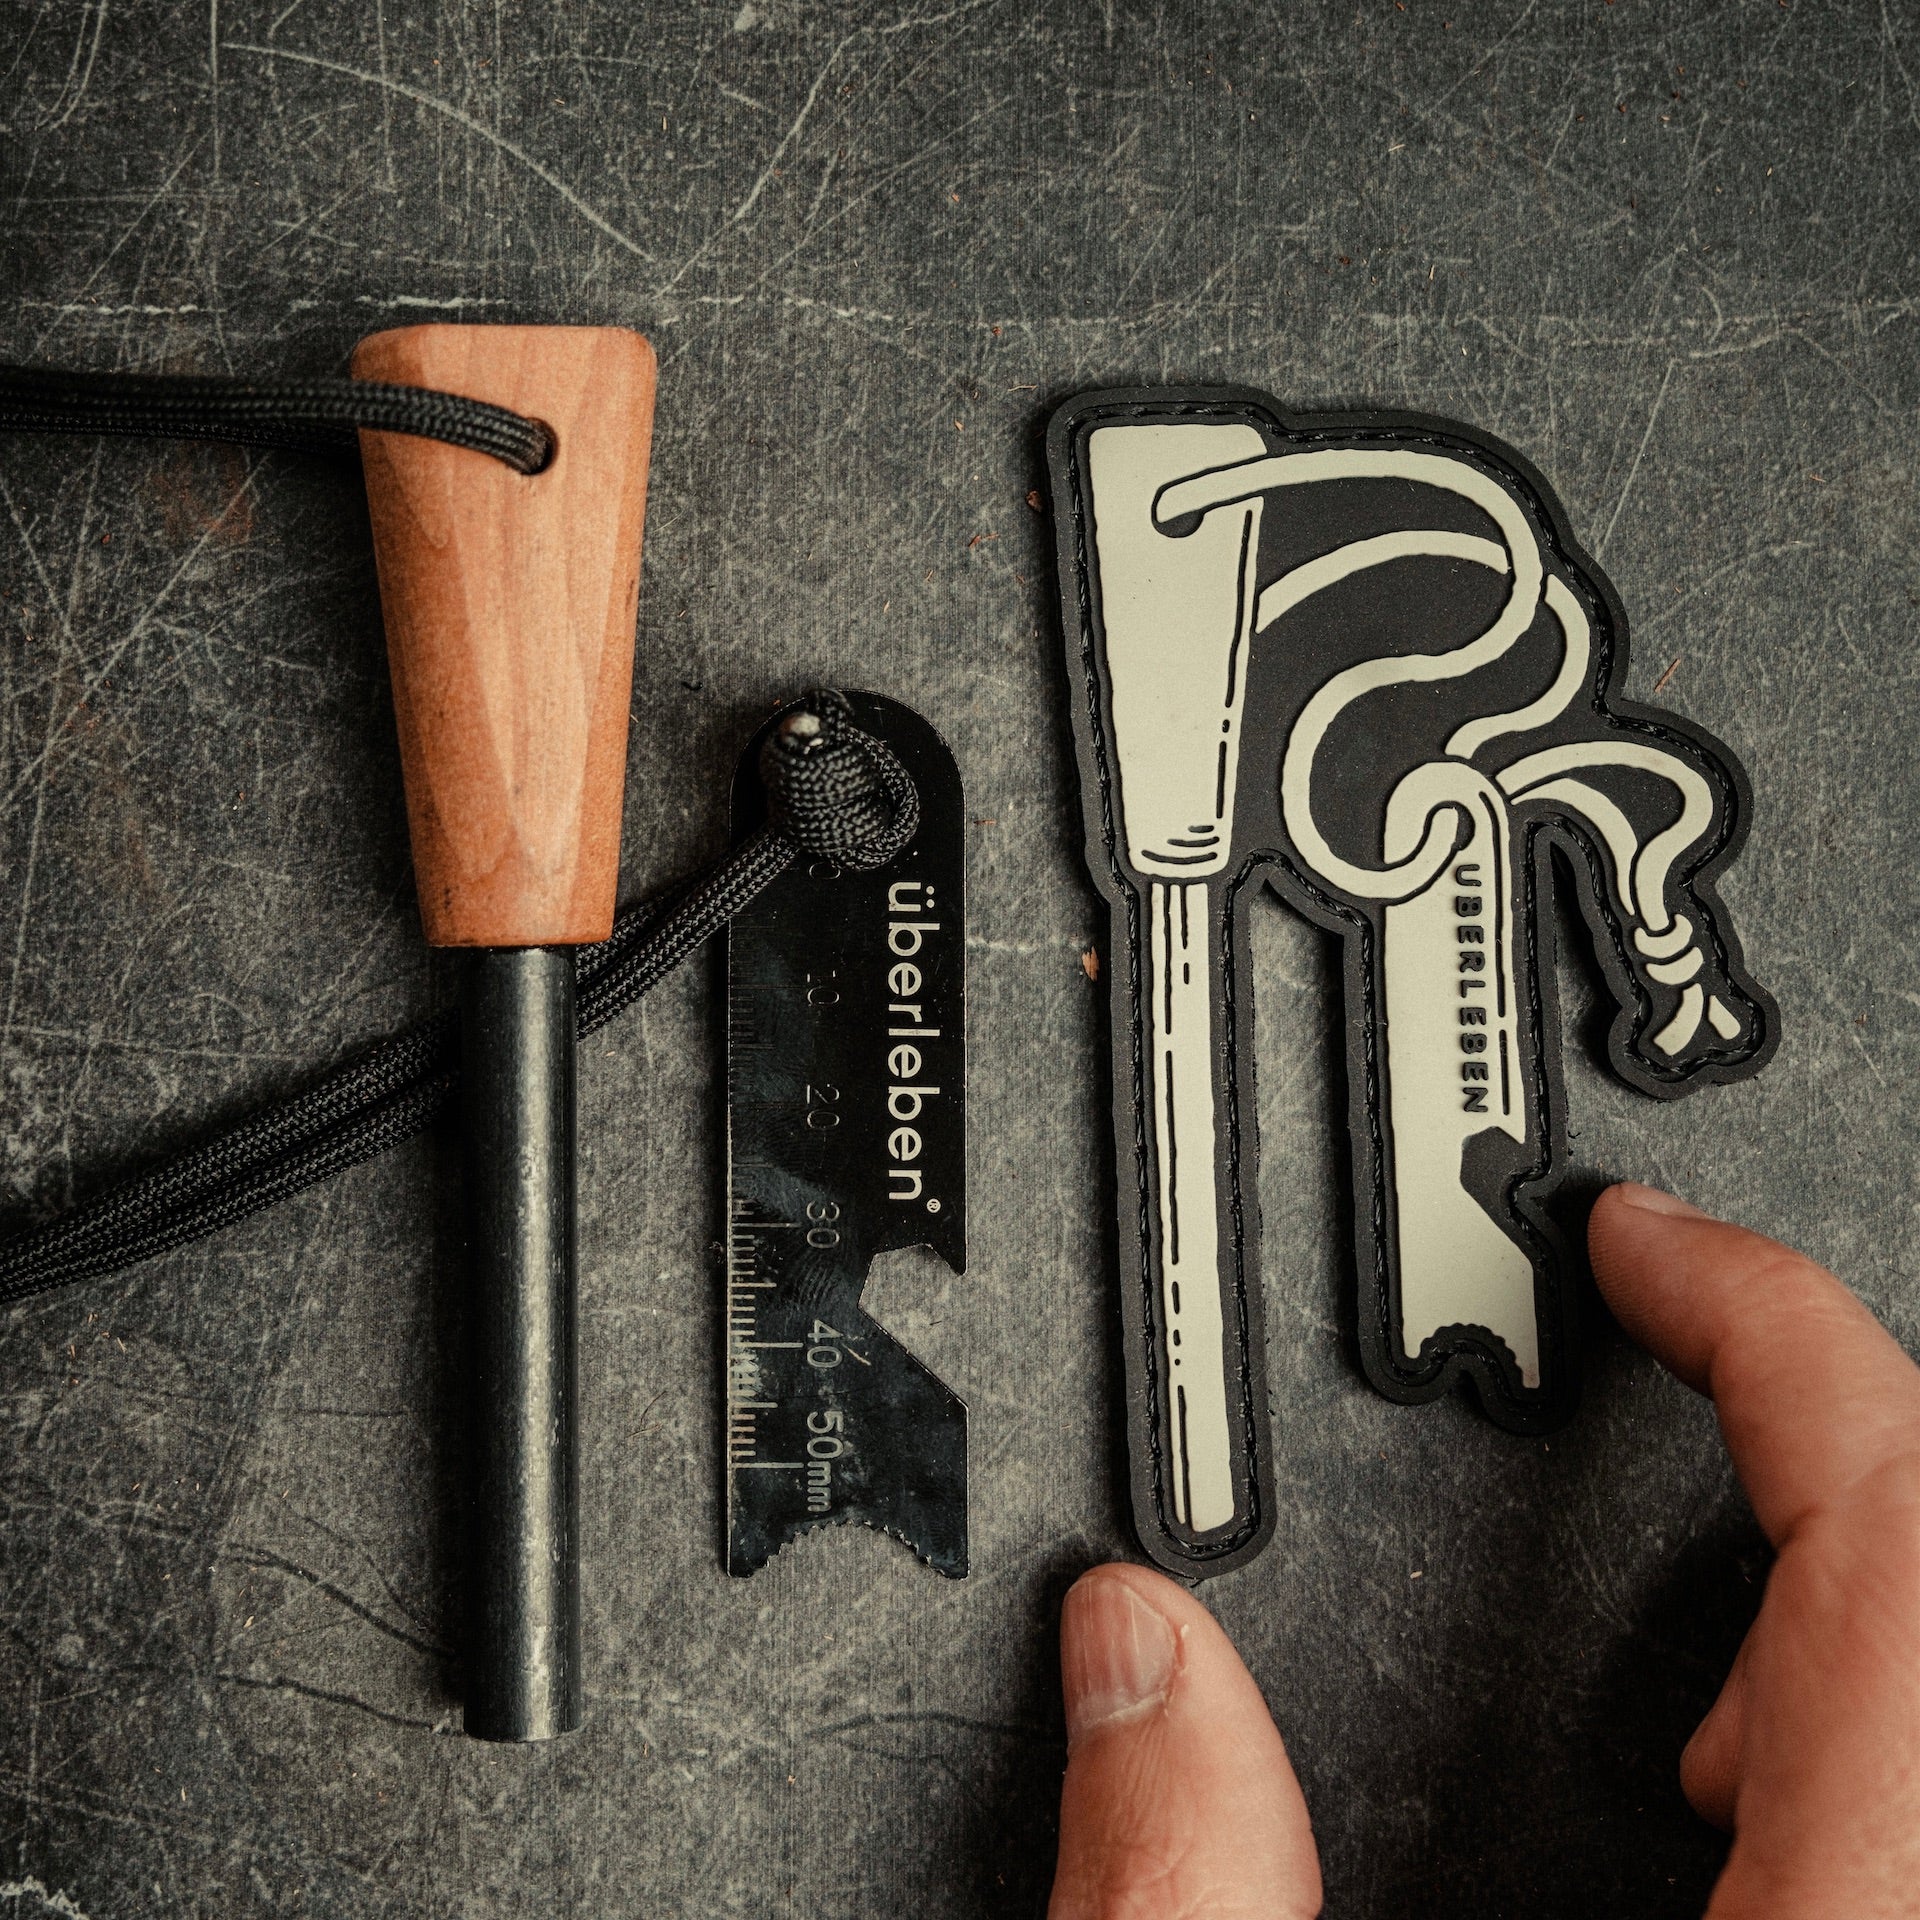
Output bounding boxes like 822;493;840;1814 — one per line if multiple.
1046;1561;1322;1918
1047;1184;1920;1917
1590;1182;1920;1916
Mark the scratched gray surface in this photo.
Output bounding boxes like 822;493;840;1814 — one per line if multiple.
0;2;1915;1914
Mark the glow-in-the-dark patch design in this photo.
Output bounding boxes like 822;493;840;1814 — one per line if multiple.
1050;388;1777;1580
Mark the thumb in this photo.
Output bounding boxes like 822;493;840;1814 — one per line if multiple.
1048;1563;1321;1920
1680;1629;1753;1832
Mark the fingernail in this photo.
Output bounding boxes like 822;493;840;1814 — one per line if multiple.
1061;1574;1179;1745
1613;1181;1707;1219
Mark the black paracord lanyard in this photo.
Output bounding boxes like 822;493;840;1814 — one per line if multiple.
0;365;917;1307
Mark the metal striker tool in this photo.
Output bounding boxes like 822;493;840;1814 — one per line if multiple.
353;324;657;1739
725;693;969;1577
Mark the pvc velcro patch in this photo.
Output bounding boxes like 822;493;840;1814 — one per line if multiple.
1049;387;1777;1580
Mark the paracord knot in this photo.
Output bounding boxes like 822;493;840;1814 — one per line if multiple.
759;689;920;871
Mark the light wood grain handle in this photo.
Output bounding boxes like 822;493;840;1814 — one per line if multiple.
352;324;657;947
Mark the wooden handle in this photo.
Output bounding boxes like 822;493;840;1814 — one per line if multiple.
352;324;657;947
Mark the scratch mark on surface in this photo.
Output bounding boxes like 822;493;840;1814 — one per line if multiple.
371;0;396;190
353;293;504;310
740;89;1018;295
43;3;109;131
872;0;999;32
1882;0;1920;131
208;0;221;180
216;1536;447;1658
215;1671;443;1731
26;144;202;358
223;42;655;264
1850;1026;1887;1089
657;31;856;294
1;462;261;817
27;303;206;316
966;936;1082;955
1597;357;1677;559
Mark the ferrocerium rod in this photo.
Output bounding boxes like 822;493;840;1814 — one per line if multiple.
351;323;657;1741
460;947;578;1740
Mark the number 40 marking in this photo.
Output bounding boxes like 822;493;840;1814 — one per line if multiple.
806;1320;871;1369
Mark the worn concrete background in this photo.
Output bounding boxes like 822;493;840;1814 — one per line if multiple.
1;1;1916;1913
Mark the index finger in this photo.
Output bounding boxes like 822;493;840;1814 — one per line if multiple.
1588;1183;1920;1546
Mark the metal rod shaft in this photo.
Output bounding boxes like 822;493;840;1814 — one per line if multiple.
459;946;580;1742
